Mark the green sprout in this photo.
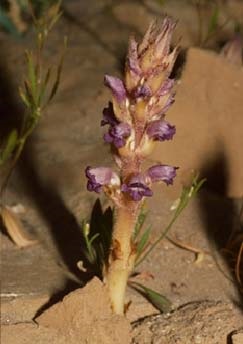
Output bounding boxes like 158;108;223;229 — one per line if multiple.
0;1;66;191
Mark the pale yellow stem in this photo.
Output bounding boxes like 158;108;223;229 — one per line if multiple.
105;206;138;315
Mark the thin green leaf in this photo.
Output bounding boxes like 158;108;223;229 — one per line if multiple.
24;80;35;108
48;36;67;103
48;62;62;102
44;67;51;87
38;67;52;104
26;52;37;104
136;225;151;259
89;233;100;246
131;282;172;313
0;129;18;165
19;86;30;108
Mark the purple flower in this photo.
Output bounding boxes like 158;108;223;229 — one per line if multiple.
147;165;178;185
104;75;127;103
104;122;131;148
101;102;119;126
101;102;131;148
134;84;152;98
85;166;120;193
121;174;153;201
146;120;176;141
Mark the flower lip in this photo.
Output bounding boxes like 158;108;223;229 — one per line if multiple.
121;174;153;201
121;182;153;201
104;75;127;103
104;122;131;148
85;166;120;193
146;119;176;141
147;164;178;185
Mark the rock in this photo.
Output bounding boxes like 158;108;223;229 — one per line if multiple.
37;277;131;344
132;301;243;344
231;331;243;344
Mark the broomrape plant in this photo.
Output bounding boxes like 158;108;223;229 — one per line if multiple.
85;16;204;315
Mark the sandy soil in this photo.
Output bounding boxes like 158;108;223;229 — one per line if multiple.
1;0;243;343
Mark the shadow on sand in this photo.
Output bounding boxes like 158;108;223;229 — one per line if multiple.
198;145;243;311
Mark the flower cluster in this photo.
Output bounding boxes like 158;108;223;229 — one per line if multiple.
85;17;178;203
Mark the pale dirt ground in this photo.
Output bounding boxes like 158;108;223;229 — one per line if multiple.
1;0;243;343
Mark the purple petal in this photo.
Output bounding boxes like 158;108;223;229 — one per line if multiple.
134;84;152;98
85;166;120;193
157;78;174;96
104;75;126;103
149;91;175;120
154;17;177;59
138;20;157;55
146;120;176;141
127;37;141;74
121;182;153;201
147;165;178;185
101;102;119;126
103;122;131;148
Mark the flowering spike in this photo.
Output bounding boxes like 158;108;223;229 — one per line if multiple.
85;17;179;315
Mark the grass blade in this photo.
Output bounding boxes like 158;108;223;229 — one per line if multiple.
131;281;172;313
136;225;151;260
0;129;18;165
